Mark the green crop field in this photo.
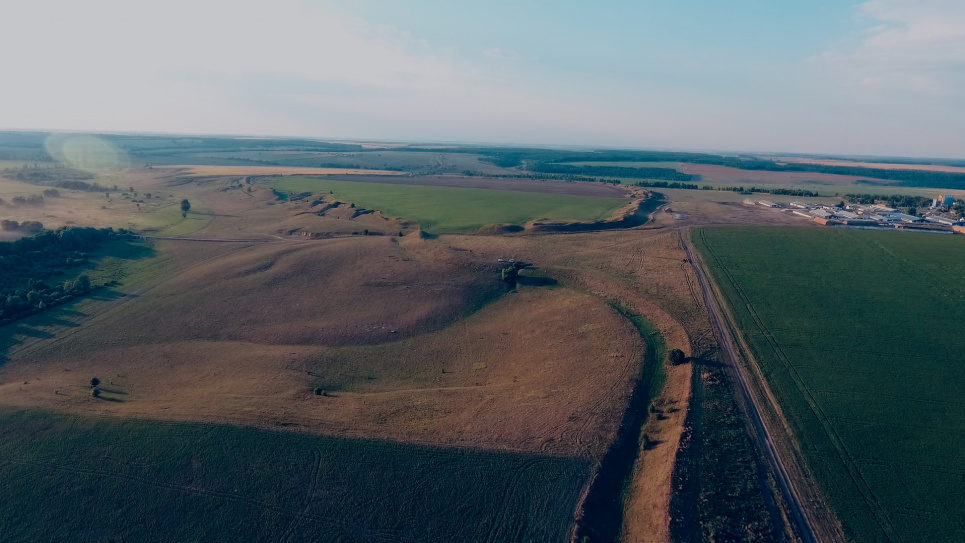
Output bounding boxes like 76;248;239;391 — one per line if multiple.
263;177;625;233
694;227;965;543
0;409;589;543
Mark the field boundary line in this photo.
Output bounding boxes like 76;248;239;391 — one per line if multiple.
701;238;899;542
682;228;842;543
698;229;907;542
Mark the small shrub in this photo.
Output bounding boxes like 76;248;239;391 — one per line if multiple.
91;388;101;398
90;377;100;388
313;387;324;396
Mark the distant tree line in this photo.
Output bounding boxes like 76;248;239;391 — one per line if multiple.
529;163;697;181
844;193;933;208
10;194;45;206
3;167;108;192
634;180;701;189
1;220;44;233
456;148;965;190
631;181;819;197
0;226;126;326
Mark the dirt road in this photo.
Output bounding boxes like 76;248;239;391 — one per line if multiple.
679;229;820;543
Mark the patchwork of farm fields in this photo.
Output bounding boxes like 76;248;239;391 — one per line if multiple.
694;227;965;543
0;409;589;543
263;176;626;233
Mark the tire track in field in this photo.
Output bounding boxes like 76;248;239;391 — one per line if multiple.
0;456;413;543
483;457;551;543
277;448;323;543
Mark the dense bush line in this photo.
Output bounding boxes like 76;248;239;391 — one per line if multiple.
0;226;126;326
530;162;697;181
1;220;44;233
844;193;933;208
463;148;965;189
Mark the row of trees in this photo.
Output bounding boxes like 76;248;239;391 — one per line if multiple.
631;182;819;197
843;193;933;209
468;148;965;190
6;194;45;206
1;274;92;323
0;226;125;327
530;162;697;182
0;220;44;232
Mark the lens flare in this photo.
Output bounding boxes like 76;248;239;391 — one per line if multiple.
45;134;129;173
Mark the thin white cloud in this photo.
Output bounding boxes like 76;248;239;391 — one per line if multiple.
0;0;621;143
816;0;965;96
482;48;522;61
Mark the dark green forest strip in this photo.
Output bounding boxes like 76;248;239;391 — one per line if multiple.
0;409;590;543
530;163;696;181
694;227;965;543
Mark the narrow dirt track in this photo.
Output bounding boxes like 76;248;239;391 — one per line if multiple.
679;229;819;543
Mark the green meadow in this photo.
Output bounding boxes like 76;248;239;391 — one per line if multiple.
695;227;965;543
264;176;625;234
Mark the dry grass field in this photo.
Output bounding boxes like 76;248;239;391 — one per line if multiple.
162;165;404;176
0;169;212;236
649;188;826;227
0;168;656;459
0;165;793;542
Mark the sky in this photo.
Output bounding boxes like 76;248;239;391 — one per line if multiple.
1;0;963;158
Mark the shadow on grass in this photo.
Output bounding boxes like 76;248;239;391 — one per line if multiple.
0;238;157;369
689;356;728;369
516;275;558;287
87;289;130;302
643;437;665;451
97;387;127;395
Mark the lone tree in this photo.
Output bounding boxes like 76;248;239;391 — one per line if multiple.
669;349;686;366
90;377;100;388
180;198;191;218
92;388;101;398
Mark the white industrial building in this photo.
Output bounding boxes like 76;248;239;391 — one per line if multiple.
809;209;833;219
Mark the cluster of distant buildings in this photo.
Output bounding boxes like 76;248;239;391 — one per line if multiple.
930;195;957;209
750;199;965;234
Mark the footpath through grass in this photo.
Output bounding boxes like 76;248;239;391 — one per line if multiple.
0;409;589;543
695;226;965;543
264;176;624;233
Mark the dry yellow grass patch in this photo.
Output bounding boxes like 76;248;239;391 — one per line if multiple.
0;287;642;458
